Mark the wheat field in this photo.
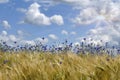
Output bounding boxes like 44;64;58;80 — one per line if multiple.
0;51;120;80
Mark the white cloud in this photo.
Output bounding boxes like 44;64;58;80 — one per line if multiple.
0;31;18;43
0;0;9;3
69;0;120;45
1;31;7;36
21;40;35;45
0;30;49;46
53;0;91;9
74;42;80;46
25;0;92;10
70;31;76;35
17;8;27;13
87;25;120;45
24;2;50;26
23;2;64;26
74;0;120;25
17;30;25;39
9;35;18;42
61;30;68;35
72;7;97;25
24;0;56;9
35;37;48;44
49;34;58;40
61;30;76;36
50;15;64;25
1;20;11;29
17;30;24;36
0;34;9;42
73;1;120;26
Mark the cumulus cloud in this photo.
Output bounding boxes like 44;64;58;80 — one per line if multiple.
49;34;58;40
0;0;9;3
1;20;11;29
9;35;18;42
17;30;25;39
48;0;120;45
0;31;18;43
72;7;97;25
35;37;48;44
0;30;49;46
73;1;120;25
19;37;49;46
61;30;76;36
50;15;64;25
17;30;24;36
70;31;76;35
73;42;80;46
1;31;7;36
0;32;9;42
87;26;120;45
24;0;93;10
61;30;68;35
53;0;91;9
23;2;64;26
70;0;120;45
24;0;56;8
20;40;35;45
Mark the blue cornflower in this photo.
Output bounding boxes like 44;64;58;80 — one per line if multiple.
14;41;17;44
3;42;6;44
59;61;62;64
83;38;86;41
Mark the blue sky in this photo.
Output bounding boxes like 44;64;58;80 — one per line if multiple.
0;0;120;46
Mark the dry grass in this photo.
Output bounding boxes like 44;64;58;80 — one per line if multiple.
0;51;120;80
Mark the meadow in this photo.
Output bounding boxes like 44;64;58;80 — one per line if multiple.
0;51;120;80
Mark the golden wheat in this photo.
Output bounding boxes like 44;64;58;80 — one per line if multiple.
0;51;120;80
